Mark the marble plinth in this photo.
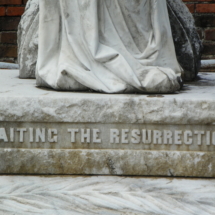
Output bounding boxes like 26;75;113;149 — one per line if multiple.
0;176;215;215
1;70;215;176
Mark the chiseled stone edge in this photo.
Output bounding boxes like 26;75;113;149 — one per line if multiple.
0;149;214;177
1;96;215;124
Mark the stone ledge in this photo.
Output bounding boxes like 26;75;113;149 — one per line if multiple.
0;149;214;177
1;70;215;177
0;70;215;124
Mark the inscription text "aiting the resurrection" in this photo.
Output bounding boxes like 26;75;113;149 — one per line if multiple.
0;127;215;146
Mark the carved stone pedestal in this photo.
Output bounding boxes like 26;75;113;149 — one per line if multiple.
1;70;215;177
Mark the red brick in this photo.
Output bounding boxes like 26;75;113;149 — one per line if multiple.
0;17;20;31
196;4;215;13
0;45;17;58
205;29;215;41
203;42;215;55
0;7;5;16
0;0;22;5
194;15;215;28
0;32;17;43
6;7;25;16
186;4;195;13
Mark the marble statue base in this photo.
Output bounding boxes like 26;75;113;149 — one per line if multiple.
1;69;215;177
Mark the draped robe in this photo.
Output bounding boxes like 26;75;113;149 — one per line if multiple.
36;0;183;93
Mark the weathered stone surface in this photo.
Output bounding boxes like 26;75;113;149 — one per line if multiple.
17;0;38;79
0;70;215;176
1;70;215;124
167;0;202;81
0;149;215;177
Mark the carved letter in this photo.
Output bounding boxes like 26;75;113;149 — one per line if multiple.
10;128;14;142
68;129;79;143
29;128;34;142
93;129;101;143
212;132;215;145
110;129;120;144
0;128;8;142
36;128;45;143
48;129;58;143
206;131;211;146
194;131;205;146
163;130;173;144
122;129;129;144
184;131;193;145
174;130;182;145
142;130;152;144
17;128;27;143
131;129;140;144
81;129;90;143
153;130;162;144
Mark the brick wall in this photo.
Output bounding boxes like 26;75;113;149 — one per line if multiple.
0;0;215;63
0;0;26;63
184;0;215;60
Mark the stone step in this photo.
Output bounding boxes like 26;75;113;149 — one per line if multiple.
0;69;215;177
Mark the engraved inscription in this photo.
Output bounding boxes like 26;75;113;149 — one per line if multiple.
0;122;215;151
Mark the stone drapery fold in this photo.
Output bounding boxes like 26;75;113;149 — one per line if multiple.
36;0;182;93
